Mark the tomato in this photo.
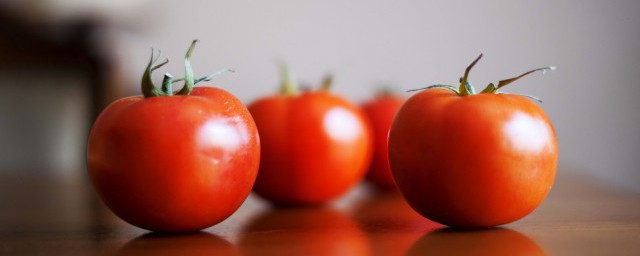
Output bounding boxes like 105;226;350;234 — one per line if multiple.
361;91;405;190
87;41;260;232
389;54;558;228
248;69;372;206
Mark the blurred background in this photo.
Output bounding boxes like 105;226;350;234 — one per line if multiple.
0;0;638;192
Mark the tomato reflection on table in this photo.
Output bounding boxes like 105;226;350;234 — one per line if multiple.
116;232;239;256
406;228;545;256
350;189;442;256
239;207;370;256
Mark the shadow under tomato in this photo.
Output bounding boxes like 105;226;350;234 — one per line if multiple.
352;189;442;232
405;227;546;256
116;231;239;256
239;207;370;256
350;190;442;256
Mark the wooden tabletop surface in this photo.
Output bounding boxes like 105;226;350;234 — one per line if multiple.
0;171;638;255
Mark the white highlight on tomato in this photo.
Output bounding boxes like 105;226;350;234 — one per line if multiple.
504;112;552;153
197;117;248;160
323;107;361;142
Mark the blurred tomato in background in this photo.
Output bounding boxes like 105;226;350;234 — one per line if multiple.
361;90;405;190
248;69;372;206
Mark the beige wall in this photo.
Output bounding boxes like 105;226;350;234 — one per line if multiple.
109;0;640;191
5;1;640;191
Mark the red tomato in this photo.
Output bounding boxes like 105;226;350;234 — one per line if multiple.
87;41;260;232
389;54;558;228
362;91;405;190
248;70;372;206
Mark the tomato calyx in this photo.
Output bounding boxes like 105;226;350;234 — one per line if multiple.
320;74;334;91
376;88;393;98
141;40;234;98
278;64;334;96
458;53;483;96
279;63;299;96
408;54;556;103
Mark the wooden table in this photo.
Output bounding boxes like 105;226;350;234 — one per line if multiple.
0;171;638;255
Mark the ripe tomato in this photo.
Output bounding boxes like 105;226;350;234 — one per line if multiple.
248;69;372;206
389;54;558;228
87;41;260;232
361;91;405;190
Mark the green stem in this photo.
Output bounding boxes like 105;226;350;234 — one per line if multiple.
496;66;556;90
459;53;483;96
177;40;198;95
161;73;173;95
480;66;556;94
195;69;235;84
320;74;333;91
279;63;298;96
407;84;459;94
376;85;395;97
141;49;169;98
140;40;233;98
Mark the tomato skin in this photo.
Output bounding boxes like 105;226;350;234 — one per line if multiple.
389;89;558;228
87;87;260;232
248;91;372;206
362;94;405;190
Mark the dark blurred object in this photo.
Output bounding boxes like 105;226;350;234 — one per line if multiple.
0;6;121;120
0;5;124;173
